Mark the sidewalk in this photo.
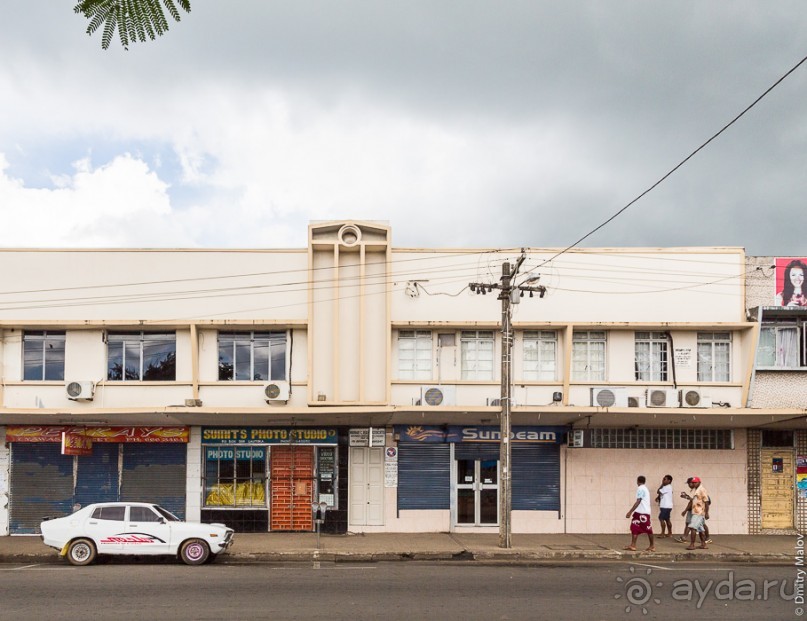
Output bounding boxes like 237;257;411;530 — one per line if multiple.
0;532;799;564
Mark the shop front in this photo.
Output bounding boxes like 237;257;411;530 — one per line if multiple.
394;425;565;530
200;427;345;533
5;425;189;534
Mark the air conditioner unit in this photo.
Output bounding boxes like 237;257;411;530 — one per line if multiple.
65;381;95;401
264;381;290;403
568;430;585;448
590;387;628;408
681;388;711;408
487;397;518;407
646;388;678;408
419;385;456;406
627;396;643;408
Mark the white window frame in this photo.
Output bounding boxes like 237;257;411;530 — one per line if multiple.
461;330;495;380
697;332;732;381
398;330;433;380
757;322;806;370
634;331;669;382
572;331;607;381
522;331;557;381
107;332;176;381
22;330;66;381
218;331;287;382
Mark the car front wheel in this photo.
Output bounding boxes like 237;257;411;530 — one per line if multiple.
66;538;97;566
180;539;210;566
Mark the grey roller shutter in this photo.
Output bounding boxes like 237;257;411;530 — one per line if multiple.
397;444;450;510
10;443;73;534
454;442;500;461
512;443;560;511
120;443;187;518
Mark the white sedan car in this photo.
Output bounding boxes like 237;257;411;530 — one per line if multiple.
40;502;234;566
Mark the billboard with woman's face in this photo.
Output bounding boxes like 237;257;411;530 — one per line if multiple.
775;258;807;307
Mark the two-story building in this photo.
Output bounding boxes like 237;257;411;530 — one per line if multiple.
0;221;802;536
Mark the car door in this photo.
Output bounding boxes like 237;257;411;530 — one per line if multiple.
124;505;172;554
85;505;126;552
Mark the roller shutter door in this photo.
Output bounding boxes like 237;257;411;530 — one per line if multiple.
75;443;119;508
9;443;73;534
512;443;560;511
454;442;500;461
397;444;450;510
120;443;187;518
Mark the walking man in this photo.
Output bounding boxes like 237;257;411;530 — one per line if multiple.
625;475;655;552
685;476;709;550
656;474;673;537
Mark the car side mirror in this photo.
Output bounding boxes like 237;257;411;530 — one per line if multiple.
158;517;166;524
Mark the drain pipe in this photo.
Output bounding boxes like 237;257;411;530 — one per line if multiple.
666;331;678;389
746;308;763;407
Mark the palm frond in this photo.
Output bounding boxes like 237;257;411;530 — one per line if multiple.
74;0;191;50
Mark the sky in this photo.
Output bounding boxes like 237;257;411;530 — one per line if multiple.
1;2;806;254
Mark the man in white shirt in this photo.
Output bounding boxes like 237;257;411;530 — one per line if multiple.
656;474;674;537
625;475;655;552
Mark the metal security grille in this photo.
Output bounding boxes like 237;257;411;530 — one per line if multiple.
74;443;120;508
512;444;560;511
9;443;73;534
590;429;733;450
398;444;450;510
120;443;187;519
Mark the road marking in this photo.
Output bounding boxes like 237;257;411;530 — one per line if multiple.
0;564;74;571
630;562;758;572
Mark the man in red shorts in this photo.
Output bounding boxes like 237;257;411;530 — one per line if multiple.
625;475;655;552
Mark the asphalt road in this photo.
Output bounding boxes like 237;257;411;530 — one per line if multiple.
0;560;800;620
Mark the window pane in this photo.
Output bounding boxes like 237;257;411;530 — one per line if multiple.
44;339;65;381
235;342;251;380
108;341;124;380
270;335;286;381
253;338;270;381
218;341;234;380
23;341;43;381
757;328;776;367
142;339;175;381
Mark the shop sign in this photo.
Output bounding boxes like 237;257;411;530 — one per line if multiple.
6;426;189;443
201;427;338;445
205;447;267;461
61;431;92;456
394;425;567;444
349;427;385;447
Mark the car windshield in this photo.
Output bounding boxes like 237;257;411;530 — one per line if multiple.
153;505;181;522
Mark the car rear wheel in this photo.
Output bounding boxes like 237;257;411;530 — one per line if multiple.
66;538;97;566
180;539;210;566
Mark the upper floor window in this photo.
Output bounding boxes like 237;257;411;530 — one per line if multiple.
461;330;495;380
398;330;432;380
572;331;606;381
697;332;732;381
107;332;176;381
23;331;65;381
218;331;287;381
757;322;806;369
523;331;557;381
635;331;668;382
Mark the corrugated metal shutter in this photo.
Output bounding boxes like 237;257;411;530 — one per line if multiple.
120;444;187;519
10;443;73;534
454;442;500;461
512;444;560;511
75;443;119;508
398;444;450;510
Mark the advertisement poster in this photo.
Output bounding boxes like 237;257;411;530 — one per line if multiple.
774;258;807;307
797;457;807;499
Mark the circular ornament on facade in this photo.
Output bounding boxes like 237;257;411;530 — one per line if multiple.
338;224;362;247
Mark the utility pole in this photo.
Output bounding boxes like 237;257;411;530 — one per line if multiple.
470;250;545;549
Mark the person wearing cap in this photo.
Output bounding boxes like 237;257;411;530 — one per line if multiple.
674;477;694;543
624;475;655;552
684;476;710;550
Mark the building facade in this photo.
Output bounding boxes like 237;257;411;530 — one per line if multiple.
0;221;802;536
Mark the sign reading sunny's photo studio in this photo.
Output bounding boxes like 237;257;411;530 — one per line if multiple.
775;257;807;307
201;427;338;444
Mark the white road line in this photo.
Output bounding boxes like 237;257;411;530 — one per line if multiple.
629;563;759;572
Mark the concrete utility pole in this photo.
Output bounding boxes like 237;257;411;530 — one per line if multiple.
470;250;545;549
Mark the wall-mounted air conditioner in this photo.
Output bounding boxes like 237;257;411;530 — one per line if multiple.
264;381;290;403
419;385;456;406
627;396;644;408
487;397;519;407
646;388;678;408
66;381;95;401
680;388;711;408
590;387;628;408
568;430;585;448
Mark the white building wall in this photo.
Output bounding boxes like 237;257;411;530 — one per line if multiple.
186;427;202;523
564;429;748;534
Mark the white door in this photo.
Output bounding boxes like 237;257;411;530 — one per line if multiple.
349;448;385;526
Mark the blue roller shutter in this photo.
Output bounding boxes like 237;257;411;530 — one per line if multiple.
9;443;73;534
398;444;450;510
454;443;500;461
120;443;187;518
512;443;560;511
75;443;119;508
